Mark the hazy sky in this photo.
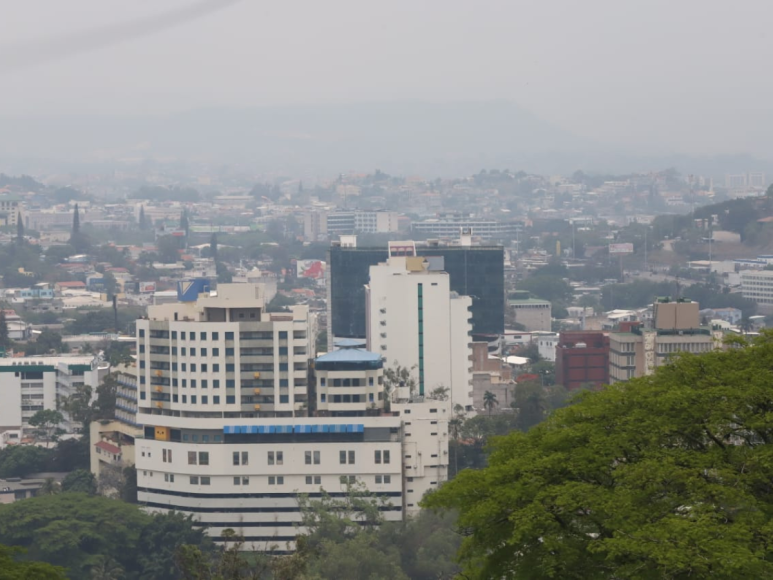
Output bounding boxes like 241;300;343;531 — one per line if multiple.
0;0;771;156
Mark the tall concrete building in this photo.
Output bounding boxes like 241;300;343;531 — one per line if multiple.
365;242;474;410
608;298;723;383
134;284;448;551
327;234;504;346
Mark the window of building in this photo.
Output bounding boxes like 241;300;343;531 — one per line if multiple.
190;348;196;356
279;395;289;403
212;332;219;340
171;347;177;355
320;378;326;387
279;331;288;339
226;395;235;404
226;380;235;389
213;396;220;404
201;364;208;373
200;332;207;340
234;451;249;466
189;333;195;341
279;379;289;388
191;396;197;404
279;347;288;355
198;452;209;466
164;473;175;482
171;331;177;339
172;362;178;371
375;450;381;464
188;452;197;465
226;348;234;357
213;349;220;358
181;395;187;403
375;475;382;484
268;451;275;465
182;380;187;388
320;394;326;403
191;380;197;388
181;347;186;356
201;476;210;485
213;380;220;389
233;477;241;485
202;396;208;404
191;364;196;372
225;332;234;340
213;363;221;371
163;449;172;463
181;363;187;372
190;476;199;484
139;329;145;338
173;394;178;402
226;364;235;372
201;349;207;357
279;363;288;371
201;380;208;388
384;475;391;484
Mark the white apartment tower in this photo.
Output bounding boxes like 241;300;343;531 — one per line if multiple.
134;284;447;551
365;242;474;410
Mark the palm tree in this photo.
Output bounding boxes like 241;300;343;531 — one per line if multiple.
483;391;499;416
90;556;124;580
39;478;60;496
448;417;464;476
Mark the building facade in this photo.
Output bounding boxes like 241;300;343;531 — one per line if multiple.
555;331;610;390
135;326;449;551
741;270;773;311
508;292;552;332
0;354;110;433
365;243;474;410
608;299;724;383
411;218;523;240
327;236;504;344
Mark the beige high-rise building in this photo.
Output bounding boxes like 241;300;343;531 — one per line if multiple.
608;298;724;383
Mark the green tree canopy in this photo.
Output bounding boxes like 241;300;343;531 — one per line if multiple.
0;543;67;579
0;494;209;579
61;469;97;495
424;332;773;579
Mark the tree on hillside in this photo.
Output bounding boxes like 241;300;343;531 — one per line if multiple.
0;493;209;579
72;203;80;235
16;214;24;243
28;409;64;448
138;205;147;231
209;233;218;261
0;311;9;352
425;332;773;579
61;469;97;495
0;544;67;579
180;209;189;239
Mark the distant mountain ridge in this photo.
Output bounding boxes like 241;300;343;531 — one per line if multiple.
0;102;770;177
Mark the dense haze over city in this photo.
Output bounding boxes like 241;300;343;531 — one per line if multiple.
2;0;773;175
3;2;773;579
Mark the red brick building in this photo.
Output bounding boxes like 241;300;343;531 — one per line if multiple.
555;331;610;390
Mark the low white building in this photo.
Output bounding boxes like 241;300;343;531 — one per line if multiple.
533;331;558;362
0;354;110;434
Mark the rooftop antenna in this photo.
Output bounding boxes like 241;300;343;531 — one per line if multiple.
675;276;681;300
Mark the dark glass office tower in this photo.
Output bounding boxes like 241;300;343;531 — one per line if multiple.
328;244;504;339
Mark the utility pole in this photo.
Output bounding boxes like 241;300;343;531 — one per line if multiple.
644;226;648;272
